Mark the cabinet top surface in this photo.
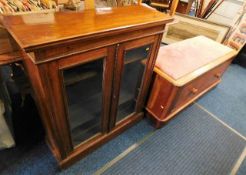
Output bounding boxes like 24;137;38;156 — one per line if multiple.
3;5;172;50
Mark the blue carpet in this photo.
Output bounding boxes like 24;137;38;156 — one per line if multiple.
0;119;154;175
197;64;246;136
102;105;246;175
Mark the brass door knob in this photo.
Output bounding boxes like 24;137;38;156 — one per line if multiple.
191;88;198;94
214;73;221;78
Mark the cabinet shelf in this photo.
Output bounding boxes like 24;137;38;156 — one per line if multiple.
124;45;150;65
125;56;146;65
69;88;134;131
64;71;98;86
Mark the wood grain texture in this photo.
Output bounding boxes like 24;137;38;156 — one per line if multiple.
32;25;165;64
0;51;22;65
109;35;159;129
3;5;173;51
22;52;64;160
146;53;235;128
0;26;18;54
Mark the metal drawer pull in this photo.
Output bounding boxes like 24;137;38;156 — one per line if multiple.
191;88;198;94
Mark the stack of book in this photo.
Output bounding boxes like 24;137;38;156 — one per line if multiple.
0;0;57;14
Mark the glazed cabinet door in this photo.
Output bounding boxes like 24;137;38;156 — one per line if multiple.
110;35;161;128
46;47;115;156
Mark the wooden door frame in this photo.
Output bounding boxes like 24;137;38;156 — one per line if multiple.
43;46;115;159
109;34;162;129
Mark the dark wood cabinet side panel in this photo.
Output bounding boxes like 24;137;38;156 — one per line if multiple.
22;52;64;160
43;62;74;156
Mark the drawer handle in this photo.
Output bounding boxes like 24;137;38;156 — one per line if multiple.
191;88;198;94
214;73;221;78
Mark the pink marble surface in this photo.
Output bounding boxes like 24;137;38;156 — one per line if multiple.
155;36;233;80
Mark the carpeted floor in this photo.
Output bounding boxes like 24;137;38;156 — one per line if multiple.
0;64;245;175
100;105;245;175
197;64;246;136
0;120;155;175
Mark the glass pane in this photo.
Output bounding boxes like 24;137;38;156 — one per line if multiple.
116;44;151;123
63;58;104;147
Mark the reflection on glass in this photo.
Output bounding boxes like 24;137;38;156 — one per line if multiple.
63;58;103;147
116;45;151;123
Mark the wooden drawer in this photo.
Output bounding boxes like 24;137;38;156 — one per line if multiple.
172;60;231;111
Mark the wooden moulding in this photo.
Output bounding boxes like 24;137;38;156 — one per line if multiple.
33;25;166;64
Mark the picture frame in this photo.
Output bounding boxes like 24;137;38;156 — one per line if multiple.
162;13;231;44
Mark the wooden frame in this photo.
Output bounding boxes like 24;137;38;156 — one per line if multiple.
109;35;160;129
162;13;231;44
